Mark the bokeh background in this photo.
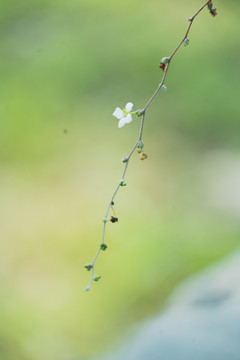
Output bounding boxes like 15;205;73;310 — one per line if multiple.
0;0;239;359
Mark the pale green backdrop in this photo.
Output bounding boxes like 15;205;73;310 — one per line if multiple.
0;0;239;359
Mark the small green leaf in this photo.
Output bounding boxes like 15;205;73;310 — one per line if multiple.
84;264;93;271
100;243;108;251
93;275;101;282
119;181;127;186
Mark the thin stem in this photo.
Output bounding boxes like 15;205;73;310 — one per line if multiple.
143;66;170;112
84;0;215;291
143;0;211;113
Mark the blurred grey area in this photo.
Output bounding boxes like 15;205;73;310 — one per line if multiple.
92;249;240;360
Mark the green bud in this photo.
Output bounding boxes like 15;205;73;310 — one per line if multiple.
183;38;190;47
138;141;144;149
162;84;167;92
122;157;128;163
207;2;213;10
161;57;169;65
136;109;144;117
93;275;101;282
84;264;93;271
83;286;90;292
100;243;108;251
120;180;127;186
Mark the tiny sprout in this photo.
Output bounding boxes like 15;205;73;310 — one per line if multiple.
140;152;148;160
100;243;108;251
84;287;90;292
137;141;144;153
110;216;118;223
161;57;169;64
183;38;190;46
119;180;127;186
93;275;101;282
84;264;93;271
122;157;128;163
162;85;167;92
138;141;144;149
136;109;144;117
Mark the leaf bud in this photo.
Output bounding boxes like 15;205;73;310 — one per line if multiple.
161;57;169;64
93;275;101;282
207;2;213;10
110;216;118;223
209;8;217;17
100;243;108;251
138;141;144;149
140;152;148;160
119;180;127;186
84;264;93;271
136;109;144;117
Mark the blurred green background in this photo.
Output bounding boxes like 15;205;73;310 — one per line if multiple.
0;0;239;359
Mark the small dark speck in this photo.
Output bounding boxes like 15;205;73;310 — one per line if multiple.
63;129;68;134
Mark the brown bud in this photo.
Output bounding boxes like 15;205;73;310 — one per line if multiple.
159;62;166;72
159;57;169;72
140;152;148;160
110;216;118;223
210;8;217;17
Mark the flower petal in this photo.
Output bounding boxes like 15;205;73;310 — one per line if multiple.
118;118;126;128
124;114;132;124
125;102;133;112
113;107;124;120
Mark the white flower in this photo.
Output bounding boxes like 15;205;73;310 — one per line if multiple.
113;102;134;128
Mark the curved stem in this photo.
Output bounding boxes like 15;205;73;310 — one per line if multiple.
84;0;214;291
